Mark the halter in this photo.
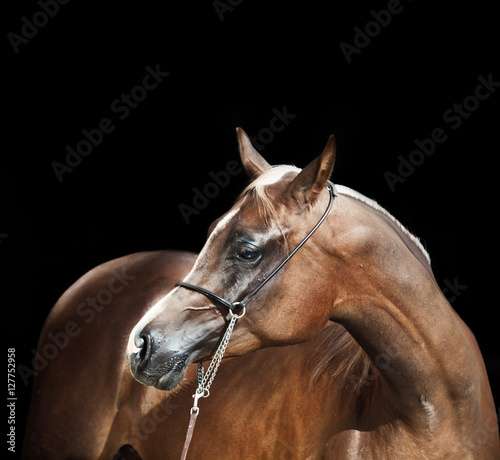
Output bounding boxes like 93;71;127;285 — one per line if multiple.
176;183;336;460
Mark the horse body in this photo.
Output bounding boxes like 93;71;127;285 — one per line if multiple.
25;129;499;458
25;248;499;459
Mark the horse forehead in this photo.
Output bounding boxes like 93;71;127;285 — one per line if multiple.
181;207;240;279
210;205;242;239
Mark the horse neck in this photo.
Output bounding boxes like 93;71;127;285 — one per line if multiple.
326;194;484;430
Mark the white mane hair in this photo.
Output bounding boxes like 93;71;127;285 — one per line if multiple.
335;184;431;265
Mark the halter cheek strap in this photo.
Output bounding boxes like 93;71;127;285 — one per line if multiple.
175;183;336;313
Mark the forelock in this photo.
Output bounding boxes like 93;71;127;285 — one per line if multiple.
238;165;300;229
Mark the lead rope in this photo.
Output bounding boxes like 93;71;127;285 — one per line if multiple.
180;307;245;460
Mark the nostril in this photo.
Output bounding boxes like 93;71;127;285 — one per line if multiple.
139;333;151;361
127;330;154;374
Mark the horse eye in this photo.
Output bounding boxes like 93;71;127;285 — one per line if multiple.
237;245;259;261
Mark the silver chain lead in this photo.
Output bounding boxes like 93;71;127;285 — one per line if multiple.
191;307;245;414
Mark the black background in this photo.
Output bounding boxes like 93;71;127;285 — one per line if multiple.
4;0;499;454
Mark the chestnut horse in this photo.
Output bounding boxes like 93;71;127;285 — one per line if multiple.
24;129;499;458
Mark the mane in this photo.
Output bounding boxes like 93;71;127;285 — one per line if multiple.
310;323;376;394
238;164;432;393
335;184;431;265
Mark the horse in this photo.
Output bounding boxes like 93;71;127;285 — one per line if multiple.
24;128;499;459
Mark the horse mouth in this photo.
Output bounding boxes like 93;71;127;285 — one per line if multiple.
154;360;189;390
131;355;190;391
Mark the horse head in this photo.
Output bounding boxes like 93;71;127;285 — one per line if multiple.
127;128;338;390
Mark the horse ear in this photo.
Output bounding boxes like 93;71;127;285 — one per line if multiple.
286;135;336;206
236;127;272;179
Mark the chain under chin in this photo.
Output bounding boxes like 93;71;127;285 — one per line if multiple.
193;310;243;406
197;362;204;387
